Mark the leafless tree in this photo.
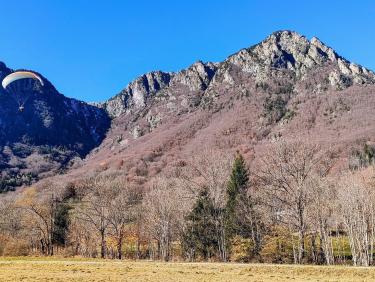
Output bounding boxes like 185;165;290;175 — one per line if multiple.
307;176;335;265
74;176;112;258
236;187;265;258
142;177;189;261
106;177;141;259
336;170;375;266
16;182;65;256
67;216;98;257
0;196;13;233
257;140;332;264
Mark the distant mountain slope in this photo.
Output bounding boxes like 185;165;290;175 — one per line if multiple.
0;63;110;191
4;30;375;191
43;30;374;189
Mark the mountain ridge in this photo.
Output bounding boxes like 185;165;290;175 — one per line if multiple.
100;30;374;118
1;30;375;191
53;30;375;192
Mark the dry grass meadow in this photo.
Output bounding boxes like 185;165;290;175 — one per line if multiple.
1;258;375;281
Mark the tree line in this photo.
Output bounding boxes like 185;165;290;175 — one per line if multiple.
1;141;375;266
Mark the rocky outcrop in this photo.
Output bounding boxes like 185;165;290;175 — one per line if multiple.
226;30;375;86
172;61;218;91
102;62;218;117
102;71;173;117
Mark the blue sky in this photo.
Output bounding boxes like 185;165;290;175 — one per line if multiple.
0;0;373;102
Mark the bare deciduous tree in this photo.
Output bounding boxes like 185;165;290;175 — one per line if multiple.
106;177;141;259
68;216;98;257
257;140;332;264
142;177;189;261
16;182;65;256
75;177;112;258
336;170;375;266
308;176;335;265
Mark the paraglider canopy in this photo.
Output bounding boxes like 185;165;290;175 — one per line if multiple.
2;71;44;89
2;71;44;112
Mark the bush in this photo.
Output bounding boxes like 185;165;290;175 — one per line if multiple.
260;226;295;264
263;95;288;123
230;236;253;262
349;143;375;170
0;236;30;256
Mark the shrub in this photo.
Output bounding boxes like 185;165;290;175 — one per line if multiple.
230;236;253;262
0;236;30;256
260;226;295;264
263;95;288;123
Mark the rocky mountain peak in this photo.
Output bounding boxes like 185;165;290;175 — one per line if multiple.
227;30;375;87
310;36;338;61
252;30;338;67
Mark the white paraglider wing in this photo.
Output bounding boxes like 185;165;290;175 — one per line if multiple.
2;71;44;89
2;71;44;111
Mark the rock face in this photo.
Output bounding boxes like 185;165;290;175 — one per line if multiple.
102;71;173;117
226;31;374;86
0;63;110;191
102;61;219;117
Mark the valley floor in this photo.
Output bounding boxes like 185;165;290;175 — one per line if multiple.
1;258;375;281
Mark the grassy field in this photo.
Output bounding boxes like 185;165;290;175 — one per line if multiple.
1;257;375;281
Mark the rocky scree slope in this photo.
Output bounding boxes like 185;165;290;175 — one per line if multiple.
0;63;110;191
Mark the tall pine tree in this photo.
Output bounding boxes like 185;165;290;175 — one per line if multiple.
225;152;249;237
183;187;218;261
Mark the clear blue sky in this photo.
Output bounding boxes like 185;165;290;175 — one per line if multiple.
0;0;373;102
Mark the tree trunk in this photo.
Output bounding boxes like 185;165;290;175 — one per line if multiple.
297;197;305;264
100;230;106;259
310;233;317;264
40;239;45;255
117;235;123;260
298;230;305;264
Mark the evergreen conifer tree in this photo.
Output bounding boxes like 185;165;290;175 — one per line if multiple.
225;152;249;237
183;188;218;260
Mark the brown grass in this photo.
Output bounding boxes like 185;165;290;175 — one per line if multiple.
1;257;375;281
